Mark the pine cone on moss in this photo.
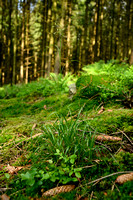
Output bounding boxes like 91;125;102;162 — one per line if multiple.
42;185;75;197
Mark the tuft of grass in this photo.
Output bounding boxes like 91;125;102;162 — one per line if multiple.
41;108;96;163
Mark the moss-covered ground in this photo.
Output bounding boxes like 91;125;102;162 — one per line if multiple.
0;81;133;200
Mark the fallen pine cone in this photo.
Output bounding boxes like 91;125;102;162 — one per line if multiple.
95;135;122;142
42;185;75;197
115;173;133;184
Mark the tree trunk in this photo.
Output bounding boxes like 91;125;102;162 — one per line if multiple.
94;0;100;62
20;0;25;83
65;0;72;74
82;0;89;65
25;0;30;84
13;0;18;85
41;0;47;77
54;0;66;74
110;0;115;59
47;1;57;76
129;1;133;65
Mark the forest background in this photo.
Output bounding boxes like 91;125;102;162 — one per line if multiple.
0;0;133;86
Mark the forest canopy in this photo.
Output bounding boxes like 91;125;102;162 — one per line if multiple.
0;0;133;85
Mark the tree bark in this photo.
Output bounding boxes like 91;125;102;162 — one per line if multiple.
20;0;25;83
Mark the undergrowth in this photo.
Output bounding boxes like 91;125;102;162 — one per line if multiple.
0;61;133;200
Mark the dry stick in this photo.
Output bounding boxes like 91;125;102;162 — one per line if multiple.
118;129;133;145
83;171;133;186
78;129;112;152
13;133;43;148
95;141;112;152
0;133;43;150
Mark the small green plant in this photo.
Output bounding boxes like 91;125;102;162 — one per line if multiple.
42;108;96;162
17;150;82;191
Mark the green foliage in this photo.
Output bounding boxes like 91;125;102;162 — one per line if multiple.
13;150;82;197
0;73;74;99
1;64;133;200
76;61;133;107
86;108;133;134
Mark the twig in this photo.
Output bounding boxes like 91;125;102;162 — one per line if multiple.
1;133;43;149
9;188;25;196
80;165;95;169
90;191;94;200
13;133;43;148
0;188;12;192
118;129;133;145
84;171;133;186
95;141;112;152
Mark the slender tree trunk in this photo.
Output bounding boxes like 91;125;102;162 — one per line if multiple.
110;0;115;59
94;0;100;61
125;0;131;59
99;0;104;59
82;0;89;65
41;0;46;77
44;0;52;77
78;34;84;71
34;51;37;79
0;0;4;86
6;0;13;84
54;0;66;74
47;1;57;76
25;0;30;84
129;1;133;65
114;2;120;59
65;0;72;74
13;0;18;85
20;0;25;83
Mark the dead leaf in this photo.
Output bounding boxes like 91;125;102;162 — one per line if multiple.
5;164;23;174
104;192;107;196
107;109;113;112
115;173;133;184
98;106;105;114
42;185;75;197
44;105;47;110
95;135;122;142
1;194;10;200
32;123;37;130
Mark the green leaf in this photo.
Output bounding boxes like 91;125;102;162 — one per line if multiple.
56;149;60;154
70;154;77;164
72;177;78;182
69;171;73;176
59;169;65;175
42;173;50;180
48;159;53;164
5;173;10;179
74;168;82;172
62;177;72;184
21;172;31;180
38;180;43;185
28;179;35;186
50;176;58;182
75;172;81;178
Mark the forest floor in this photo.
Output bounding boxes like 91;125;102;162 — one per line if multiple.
0;90;133;200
